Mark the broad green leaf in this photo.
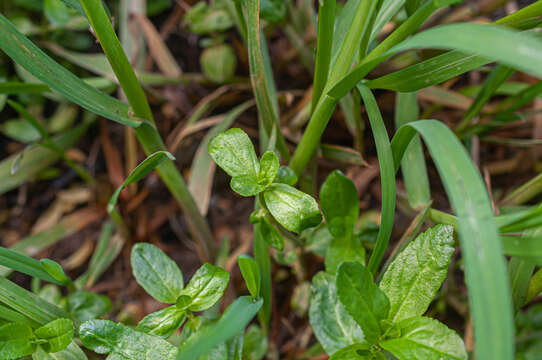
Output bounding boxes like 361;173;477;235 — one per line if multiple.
108;152;175;213
258;151;279;188
67;291;112;323
1;119;41;143
200;45;237;84
260;0;286;22
0;322;35;360
328;343;373;360
238;255;261;298
0;247;64;285
181;263;230;312
391;120;513;359
380;317;467;360
336;262;389;344
0;15;141;127
79;319;178;359
320;170;359;237
242;325;267;360
325;235;366;275
136;307;186;338
34;319;74;353
177;296;262;360
198;334;243;360
380;225;454;322
263;183;322;234
309;272;364;354
259;217;284;251
209;128;260;178
230;175;266;197
131;243;184;304
44;0;70;26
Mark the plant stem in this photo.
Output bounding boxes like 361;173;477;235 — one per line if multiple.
80;0;216;261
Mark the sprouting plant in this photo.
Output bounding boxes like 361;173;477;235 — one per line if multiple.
310;225;466;359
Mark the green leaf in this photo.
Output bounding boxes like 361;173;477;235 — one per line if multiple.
336;262;389;344
79;319;178;359
391;120;513;359
238;255;261;298
260;0;286;22
209;128;260;178
131;243;184;304
198;333;243;360
324;234;366;275
177;296;262;360
0;323;36;360
379;317;467;360
380;225;454;322
181;263;230;312
44;0;70;26
40;259;71;285
258;217;284;251
1;119;41;143
136;306;186;338
230;175;266;197
200;45;237;84
242;325;267;360
263;183;322;234
34;319;74;353
66;291;112;323
0;247;64;285
108;151;175;213
0;15;141;127
274;166;297;185
258;151;279;187
328;343;373;360
309;272;364;354
320;170;359;237
32;341;88;360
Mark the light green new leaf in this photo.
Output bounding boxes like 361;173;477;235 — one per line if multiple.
380;317;467;360
320;170;359;237
336;262;389;344
181;263;230;312
238;255;261;298
79;319;178;359
263;183;322;234
131;243;184;304
67;291;112;323
108;151;175;213
380;225;454;322
0;323;35;360
309;272;364;355
328;343;373;360
209;128;260;178
230;175;266;197
34;319;74;353
0;15;140;127
177;296;262;360
136;307;186;338
258;151;279;187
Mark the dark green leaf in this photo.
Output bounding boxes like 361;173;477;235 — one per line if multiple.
181;263;230;312
336;262;389;344
328;343;373;360
67;291;112;323
34;319;74;353
379;317;467;360
177;296;262;360
0;323;36;360
79;319;178;359
260;0;286;22
209;128;260;179
131;243;184;304
136;306;186;338
309;272;364;354
263;183;322;234
44;0;70;26
238;255;261;298
259;217;284;251
199;333;243;360
320;170;359;237
380;225;454;322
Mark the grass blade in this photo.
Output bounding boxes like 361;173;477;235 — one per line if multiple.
0;14;140;127
391;120;513;360
0;247;63;285
357;86;395;275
